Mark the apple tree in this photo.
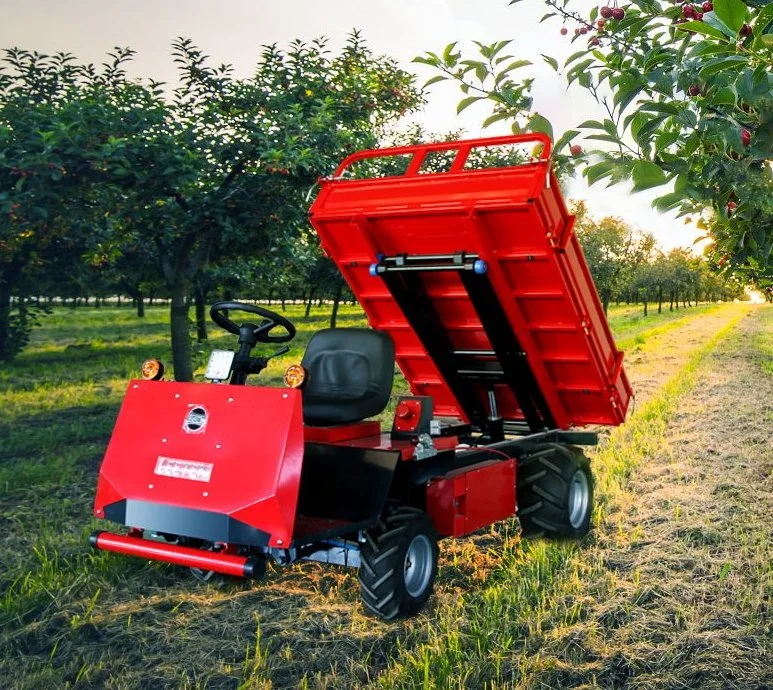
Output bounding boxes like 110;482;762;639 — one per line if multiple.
1;35;422;370
415;0;772;291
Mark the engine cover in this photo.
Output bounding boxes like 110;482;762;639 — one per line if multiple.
94;380;304;548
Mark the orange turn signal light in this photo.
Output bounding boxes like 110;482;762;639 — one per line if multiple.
284;364;308;389
141;358;165;381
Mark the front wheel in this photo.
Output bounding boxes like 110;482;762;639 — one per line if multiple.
516;443;594;539
359;507;439;621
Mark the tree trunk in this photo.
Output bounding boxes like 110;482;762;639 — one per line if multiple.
170;281;193;382
136;289;145;318
643;296;648;316
305;290;314;318
658;286;663;314
670;292;674;311
194;284;208;342
601;290;609;316
0;279;11;361
329;283;343;329
281;298;286;312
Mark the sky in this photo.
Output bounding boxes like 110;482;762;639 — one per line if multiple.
0;0;705;253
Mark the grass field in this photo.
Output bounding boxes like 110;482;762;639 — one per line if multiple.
1;301;770;689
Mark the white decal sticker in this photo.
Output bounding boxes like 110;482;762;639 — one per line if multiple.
154;456;214;483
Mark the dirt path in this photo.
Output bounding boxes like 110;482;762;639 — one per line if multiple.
528;307;772;689
620;303;754;405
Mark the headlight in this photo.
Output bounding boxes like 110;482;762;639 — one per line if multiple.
141;358;165;381
284;364;308;389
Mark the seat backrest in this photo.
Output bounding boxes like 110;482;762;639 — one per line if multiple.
301;328;395;426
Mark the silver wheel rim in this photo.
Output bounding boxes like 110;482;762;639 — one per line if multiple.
404;534;433;598
568;469;590;529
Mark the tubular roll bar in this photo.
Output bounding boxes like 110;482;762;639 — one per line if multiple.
331;133;552;179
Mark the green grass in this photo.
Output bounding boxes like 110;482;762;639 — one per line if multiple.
0;299;711;492
0;299;760;688
372;307;763;689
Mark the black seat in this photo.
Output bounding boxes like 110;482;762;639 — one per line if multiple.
301;328;395;426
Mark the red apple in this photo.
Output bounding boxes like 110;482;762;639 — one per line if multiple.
561;27;568;35
683;4;695;17
741;128;751;146
726;201;737;215
740;24;752;37
600;6;613;18
570;144;583;156
611;7;625;19
589;36;601;46
702;1;712;9
688;83;701;97
580;26;588;34
598;19;606;28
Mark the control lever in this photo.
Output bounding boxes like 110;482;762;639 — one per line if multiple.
246;345;290;376
266;346;290;361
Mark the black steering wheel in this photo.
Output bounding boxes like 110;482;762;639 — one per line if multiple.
210;301;296;344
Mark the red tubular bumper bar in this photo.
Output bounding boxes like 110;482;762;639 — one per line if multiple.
89;531;262;578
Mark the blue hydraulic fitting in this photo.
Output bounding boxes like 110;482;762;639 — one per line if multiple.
473;259;488;275
369;263;379;277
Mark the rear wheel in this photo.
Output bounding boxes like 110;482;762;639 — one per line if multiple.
516;443;594;538
359;507;439;620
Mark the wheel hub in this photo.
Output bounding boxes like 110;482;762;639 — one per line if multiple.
568;469;590;529
404;534;433;598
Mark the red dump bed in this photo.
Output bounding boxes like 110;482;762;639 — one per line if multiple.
309;134;631;429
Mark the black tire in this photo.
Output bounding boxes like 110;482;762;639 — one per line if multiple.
359;507;439;621
516;443;594;539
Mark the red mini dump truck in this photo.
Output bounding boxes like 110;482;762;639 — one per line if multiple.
91;134;632;620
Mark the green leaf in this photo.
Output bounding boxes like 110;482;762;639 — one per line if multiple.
584;160;616;185
754;3;773;36
442;42;459;66
713;0;747;33
613;79;645;114
577;119;607;130
708;86;737;106
553;129;580;152
457;96;484;114
701;11;737;38
640;101;680;115
584;134;623;144
676;20;730;40
541;54;559;72
501;59;532;71
422;75;448;88
482;112;512;129
652;191;684;212
698;55;748;79
527;112;554;140
655;130;680;150
632;160;667;191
